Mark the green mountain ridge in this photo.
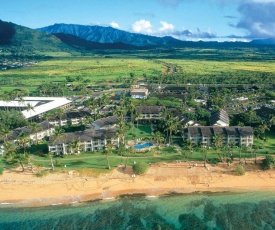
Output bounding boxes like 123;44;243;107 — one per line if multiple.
0;20;74;55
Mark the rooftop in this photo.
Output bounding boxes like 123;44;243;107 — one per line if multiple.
136;106;165;114
51;128;117;144
0;97;72;119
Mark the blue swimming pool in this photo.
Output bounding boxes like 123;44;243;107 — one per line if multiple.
134;142;153;149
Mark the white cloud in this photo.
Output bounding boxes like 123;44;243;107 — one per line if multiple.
159;21;175;32
110;21;120;29
132;20;153;34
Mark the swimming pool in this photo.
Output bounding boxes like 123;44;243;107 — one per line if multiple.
134;142;153;149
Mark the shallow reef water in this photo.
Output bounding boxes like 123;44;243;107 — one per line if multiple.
0;191;275;230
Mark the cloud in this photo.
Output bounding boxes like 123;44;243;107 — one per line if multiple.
110;21;120;29
131;19;217;40
234;1;275;38
132;20;153;34
172;28;217;39
159;21;175;32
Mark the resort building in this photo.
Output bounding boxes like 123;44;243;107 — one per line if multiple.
4;121;54;143
135;106;165;120
0;97;72;120
130;88;149;99
49;111;91;126
0;121;55;154
183;126;253;147
48;128;119;155
210;109;229;127
89;116;117;130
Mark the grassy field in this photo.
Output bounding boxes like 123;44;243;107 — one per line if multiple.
0;57;162;88
1;47;275;93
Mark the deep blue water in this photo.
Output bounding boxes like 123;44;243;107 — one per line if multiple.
0;191;275;230
134;142;153;149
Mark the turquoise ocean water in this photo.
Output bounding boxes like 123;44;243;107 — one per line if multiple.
0;191;275;230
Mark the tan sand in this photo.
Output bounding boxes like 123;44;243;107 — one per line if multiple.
0;161;275;207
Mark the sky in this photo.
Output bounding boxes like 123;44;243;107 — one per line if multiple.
1;0;275;41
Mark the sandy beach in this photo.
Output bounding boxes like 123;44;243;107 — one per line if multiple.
0;161;275;207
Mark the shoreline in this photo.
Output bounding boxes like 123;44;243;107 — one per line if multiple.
1;187;275;208
1;161;275;208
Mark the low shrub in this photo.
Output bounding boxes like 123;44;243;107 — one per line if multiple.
261;155;275;170
35;170;48;177
234;164;245;176
132;162;149;175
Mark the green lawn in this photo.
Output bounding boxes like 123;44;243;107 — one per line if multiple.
254;129;275;155
126;124;152;140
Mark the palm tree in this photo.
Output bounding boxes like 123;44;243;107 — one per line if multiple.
153;131;164;146
18;96;25;112
54;109;65;127
53;126;65;143
43;111;54;130
3;140;17;155
185;138;193;154
26;103;35;121
212;134;223;161
258;121;270;139
252;145;259;164
246;106;255;126
160;109;173;142
181;149;191;166
105;140;114;169
133;111;141;128
30;122;42;145
117;118;126;144
26;153;34;173
17;132;30;155
113;107;126;121
126;99;136;133
166;116;181;145
18;154;26;173
0;125;11;141
242;146;248;164
68;138;83;155
117;145;125;165
48;152;55;171
201;147;208;168
85;97;98;120
52;127;66;155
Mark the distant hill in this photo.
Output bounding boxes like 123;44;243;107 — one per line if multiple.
250;38;275;45
38;23;184;47
53;33;142;50
0;19;73;54
0;20;15;45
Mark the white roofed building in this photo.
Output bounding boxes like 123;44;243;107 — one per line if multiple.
0;97;71;120
130;88;149;99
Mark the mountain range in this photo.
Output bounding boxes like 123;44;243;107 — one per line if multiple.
1;19;275;56
38;23;184;47
38;23;275;47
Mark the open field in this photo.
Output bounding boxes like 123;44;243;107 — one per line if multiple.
1;47;275;93
0;57;162;88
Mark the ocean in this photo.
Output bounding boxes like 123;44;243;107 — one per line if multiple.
0;191;275;230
